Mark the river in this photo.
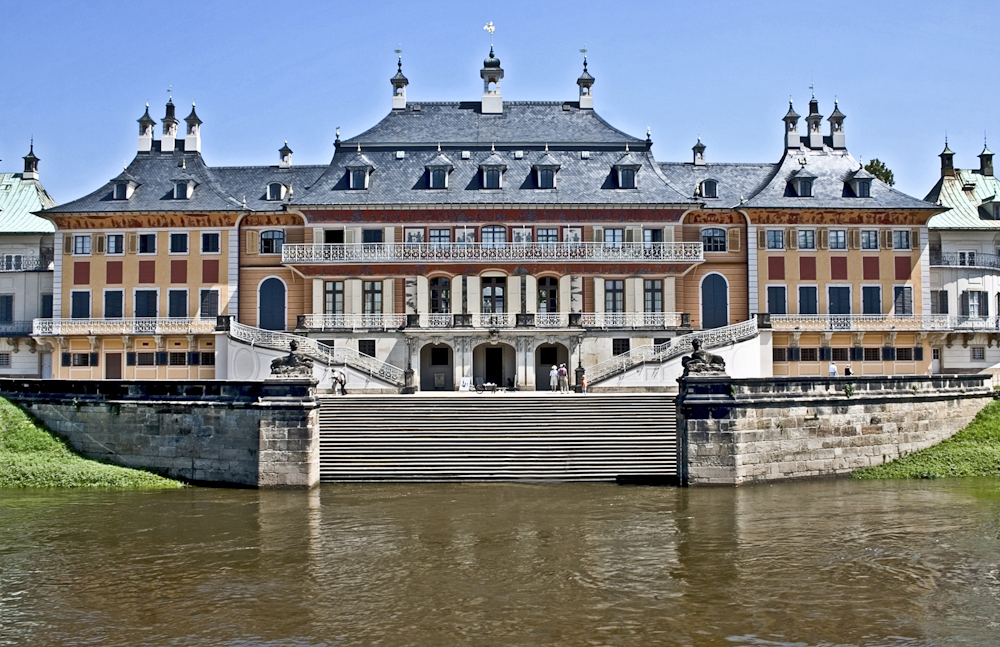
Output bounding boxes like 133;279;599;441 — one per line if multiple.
1;479;999;646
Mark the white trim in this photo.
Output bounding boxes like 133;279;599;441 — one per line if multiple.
920;225;931;316
890;284;914;317
198;287;221;319
257;275;288;330
132;287;161;318
796;283;819;315
53;233;63;318
137;232;158;255
167;231;190;256
104;233;126;256
747;225;758;314
795;228;817;252
200;231;222;255
699;272;730;326
860;284;882;315
828;227;848;251
259;229;286;255
72;233;92;256
764;228;785;250
764;283;787;315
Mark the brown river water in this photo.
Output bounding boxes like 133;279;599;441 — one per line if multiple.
1;479;999;647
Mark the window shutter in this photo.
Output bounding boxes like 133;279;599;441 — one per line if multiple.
849;228;860;250
344;229;355;244
155;352;168;366
818;229;829;250
961;291;970;316
126;233;138;254
939;290;949;314
786;228;797;249
126;352;136;366
820;346;831;361
757;230;766;249
883;347;895;361
788;347;801;362
593;227;604;243
245;230;259;255
728;228;741;252
63;235;72;255
914;347;924;361
625;228;634;243
188;351;200;366
882;229;893;250
851;347;863;361
94;234;105;255
662;226;673;243
61;352;70;367
90;353;99;367
911;228;921;248
982;292;989;317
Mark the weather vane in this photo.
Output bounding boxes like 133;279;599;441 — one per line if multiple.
167;85;173;100
580;45;587;66
484;21;495;45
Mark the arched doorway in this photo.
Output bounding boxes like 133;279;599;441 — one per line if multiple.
420;343;454;391
701;273;728;329
472;342;516;388
259;277;286;331
534;342;569;391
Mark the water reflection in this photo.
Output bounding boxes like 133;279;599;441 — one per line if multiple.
1;480;998;646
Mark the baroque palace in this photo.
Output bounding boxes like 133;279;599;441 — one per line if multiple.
29;48;955;390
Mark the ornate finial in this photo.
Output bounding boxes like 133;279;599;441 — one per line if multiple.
625;143;630;152
491;142;495;152
335;127;340;142
394;46;402;71
809;81;815;98
545;142;549;152
357;143;361;152
241;195;247;209
146;101;149;108
437;142;441;152
167;85;173;101
580;46;588;69
192;100;196;107
647;126;652;139
484;21;495;46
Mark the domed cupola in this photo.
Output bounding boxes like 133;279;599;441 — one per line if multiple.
391;54;409;110
480;45;504;114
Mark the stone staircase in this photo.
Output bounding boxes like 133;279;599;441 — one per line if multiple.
318;394;677;482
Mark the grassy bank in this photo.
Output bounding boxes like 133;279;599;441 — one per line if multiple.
853;400;1000;479
0;398;183;488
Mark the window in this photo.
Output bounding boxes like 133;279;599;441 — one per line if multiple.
484;169;502;189
538;228;558;248
766;230;784;249
362;281;382;314
74;235;91;255
604;229;624;249
113;183;128;200
70;292;90;319
800;348;818;362
857;180;871;198
201;233;220;253
537;169;555;189
538;277;558;313
169;352;187;366
644;280;663;313
564;228;582;249
429;229;450;249
174;182;189;200
41;295;52;319
702;180;718;198
643;229;663;249
0;295;12;323
861;230;879;250
702;228;727;252
359;340;376;357
137;352;156;366
965;291;983;318
933;348;940;360
404;228;425;247
0;353;9;368
799;286;818;315
134;290;157;318
893;230;911;250
481;277;506;313
512;227;532;247
482;226;506;250
2;255;22;271
72;353;91;367
959;251;977;266
167;290;187;318
972;347;986;361
863;347;882;362
619;169;636;189
832;348;850;362
324;281;344;315
896;348;914;361
267;183;283;200
260;230;284;254
931;290;949;314
893;286;913;316
767;286;786;315
350;170;368;189
797;178;813;197
138;233;156;254
612;338;630;355
455;227;475;248
605;280;625;313
798;230;816;250
430;169;447;189
170;233;188;254
429;277;450;313
829;230;846;250
362;229;383;246
199;289;219;318
104;291;123;318
106;234;124;255
201;352;216;366
862;286;882;315
772;348;787;362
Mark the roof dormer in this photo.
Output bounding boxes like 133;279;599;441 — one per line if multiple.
346;149;375;190
425;152;454;189
789;168;816;197
613;151;641;189
171;177;198;200
533;152;561;189
479;152;507;189
846;167;873;198
111;169;141;200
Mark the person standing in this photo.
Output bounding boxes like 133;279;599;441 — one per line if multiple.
549;365;559;392
558;363;569;393
828;361;837;378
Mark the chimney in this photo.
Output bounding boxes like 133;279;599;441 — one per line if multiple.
184;103;202;153
161;99;178;152
806;95;823;149
576;56;594;110
979;143;994;177
940;140;956;178
480;46;504;114
827;100;846;149
21;142;39;181
783;101;800;150
279;141;293;169
391;56;409;110
137;103;155;152
692;138;706;166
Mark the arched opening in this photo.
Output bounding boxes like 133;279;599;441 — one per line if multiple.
420;343;454;391
534;343;570;391
700;273;728;329
473;342;516;388
259;277;286;331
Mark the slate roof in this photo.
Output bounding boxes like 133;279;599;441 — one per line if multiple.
295;147;694;206
0;172;56;233
657;162;777;208
739;147;938;210
342;102;645;148
925;168;1000;230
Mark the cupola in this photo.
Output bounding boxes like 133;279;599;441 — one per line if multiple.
692;137;706;166
161;99;179;152
940;140;956;178
576;55;594;109
480;47;504;114
391;56;409;110
979;142;993;177
21;142;39;181
137;103;156;152
783;101;800;150
805;95;823;149
279;141;293;169
827;100;846;149
184;103;202;152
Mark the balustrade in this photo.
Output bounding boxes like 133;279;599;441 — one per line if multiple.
32;318;217;336
297;314;406;331
930;251;1000;270
769;314;952;332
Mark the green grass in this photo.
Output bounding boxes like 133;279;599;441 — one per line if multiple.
0;398;183;488
853;400;1000;479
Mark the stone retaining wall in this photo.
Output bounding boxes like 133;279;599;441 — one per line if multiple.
678;375;993;486
0;379;319;488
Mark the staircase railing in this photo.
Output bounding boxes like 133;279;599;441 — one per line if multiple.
587;318;760;385
228;321;405;387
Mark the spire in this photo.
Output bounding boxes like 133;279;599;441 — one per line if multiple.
940;138;956;178
391;50;409;110
827;98;846;149
692;137;706;166
137;102;155;152
161;97;179;152
576;49;594;109
22;141;39;180
184;102;202;152
279;141;293;169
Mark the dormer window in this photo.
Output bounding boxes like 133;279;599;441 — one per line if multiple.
114;183;129;200
346;152;375;190
538;169;555;189
797;178;813;197
479;153;507;190
430;170;447;189
267;182;284;201
619;169;636;189
613;153;641;190
484;169;501;189
856;180;870;198
350;169;369;189
701;179;718;198
174;181;190;200
425;154;454;190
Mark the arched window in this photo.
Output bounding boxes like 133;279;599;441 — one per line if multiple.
702;180;718;198
267;182;283;200
260;230;285;254
429;277;451;313
482;226;506;250
701;228;727;252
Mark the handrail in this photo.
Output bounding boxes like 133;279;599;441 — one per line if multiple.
930;251;1000;270
228;321;405;387
769;314;951;332
587;318;759;385
297;314;407;331
282;241;704;264
580;312;685;329
33;317;217;336
0;256;47;273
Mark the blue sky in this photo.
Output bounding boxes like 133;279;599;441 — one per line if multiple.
3;0;999;202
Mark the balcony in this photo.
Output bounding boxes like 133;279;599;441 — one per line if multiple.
281;242;704;265
0;256;50;273
949;316;1000;330
930;251;1000;270
769;314;952;332
579;312;687;329
0;321;35;336
297;312;688;331
33;318;218;336
294;314;407;332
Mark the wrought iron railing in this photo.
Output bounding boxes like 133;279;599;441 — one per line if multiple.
930;252;1000;270
32;318;217;336
0;320;34;335
580;312;685;329
587;318;759;385
229;321;405;386
769;314;952;332
282;242;704;264
0;256;47;273
297;314;407;331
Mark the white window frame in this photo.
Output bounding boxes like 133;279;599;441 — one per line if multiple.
861;285;882;316
73;235;92;256
69;289;92;319
198;288;220;319
958;250;977;267
701;227;727;252
797;178;813;197
861;230;879;250
604;228;624;249
892;285;914;317
972;347;986;361
766;284;787;315
102;288;125;319
701;179;718;199
797;229;816;250
893;230;911;251
105;234;125;256
827;284;853;316
132;287;160;318
2;254;23;271
797;284;819;315
766;229;784;250
266;182;284;201
200;231;221;255
168;232;190;256
137;233;157;255
429;229;451;249
167;288;189;319
173;182;190;200
259;230;285;255
349;170;369;190
829;229;847;250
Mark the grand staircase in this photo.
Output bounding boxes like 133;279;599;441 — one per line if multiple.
318;394;677;482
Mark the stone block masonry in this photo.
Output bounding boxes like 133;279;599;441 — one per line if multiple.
677;375;993;485
0;379;319;488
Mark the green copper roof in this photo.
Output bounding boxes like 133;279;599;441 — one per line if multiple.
925;168;1000;230
0;173;56;233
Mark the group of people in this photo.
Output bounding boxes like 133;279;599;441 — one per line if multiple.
549;364;572;393
827;362;853;377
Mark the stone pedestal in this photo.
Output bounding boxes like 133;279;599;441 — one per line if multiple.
256;378;320;489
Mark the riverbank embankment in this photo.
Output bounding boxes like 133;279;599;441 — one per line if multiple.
853;400;1000;480
0;398;182;488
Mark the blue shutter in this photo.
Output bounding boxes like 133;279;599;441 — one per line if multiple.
914;347;924;361
61;353;70;366
188;351;200;365
126;352;136;366
89;353;99;367
883;347;895;361
155;352;167;366
788;347;801;362
851;347;863;361
820;346;831;361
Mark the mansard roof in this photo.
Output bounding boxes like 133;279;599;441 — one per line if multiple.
925;168;1000;230
0;172;56;233
657;162;777;208
342;102;645;148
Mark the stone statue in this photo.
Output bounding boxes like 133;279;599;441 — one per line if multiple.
681;338;727;377
269;340;314;378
